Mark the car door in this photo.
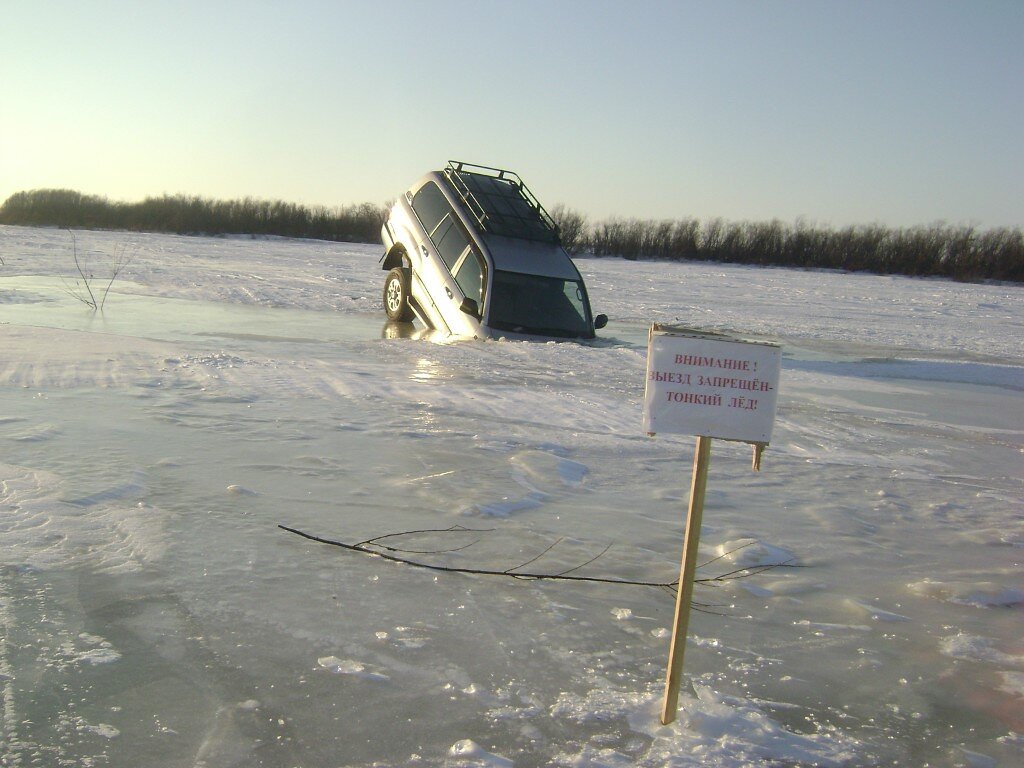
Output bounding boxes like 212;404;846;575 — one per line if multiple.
408;181;464;333
409;180;484;335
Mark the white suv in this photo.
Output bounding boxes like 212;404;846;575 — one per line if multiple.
380;161;607;340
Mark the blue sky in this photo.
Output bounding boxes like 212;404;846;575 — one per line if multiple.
2;0;1021;228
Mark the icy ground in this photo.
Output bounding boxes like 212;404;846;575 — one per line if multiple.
1;224;1022;767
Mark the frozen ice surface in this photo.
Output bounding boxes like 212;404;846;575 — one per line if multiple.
1;225;1022;766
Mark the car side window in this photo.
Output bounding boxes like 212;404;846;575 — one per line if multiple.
410;182;450;234
432;217;470;270
411;181;471;272
454;249;485;306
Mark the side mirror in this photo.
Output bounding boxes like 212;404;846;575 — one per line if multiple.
460;297;480;318
594;313;608;330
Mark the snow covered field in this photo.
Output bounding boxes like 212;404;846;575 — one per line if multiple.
1;224;1021;767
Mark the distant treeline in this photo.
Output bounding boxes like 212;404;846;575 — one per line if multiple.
0;189;388;242
551;207;1023;283
3;189;1021;282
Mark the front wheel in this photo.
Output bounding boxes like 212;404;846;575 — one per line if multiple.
383;268;414;322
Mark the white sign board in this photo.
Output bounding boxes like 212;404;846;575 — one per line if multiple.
643;325;781;443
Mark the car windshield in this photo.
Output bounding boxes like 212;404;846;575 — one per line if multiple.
487;270;590;338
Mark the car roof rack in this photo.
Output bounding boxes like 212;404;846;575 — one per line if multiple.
443;161;561;244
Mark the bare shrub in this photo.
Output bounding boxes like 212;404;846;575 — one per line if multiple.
549;204;588;255
62;231;135;311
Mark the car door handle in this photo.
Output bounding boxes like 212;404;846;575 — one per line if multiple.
445;287;453;299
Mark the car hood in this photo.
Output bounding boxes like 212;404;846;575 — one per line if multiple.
482;235;581;280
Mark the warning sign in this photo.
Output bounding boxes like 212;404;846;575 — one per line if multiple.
642;325;781;443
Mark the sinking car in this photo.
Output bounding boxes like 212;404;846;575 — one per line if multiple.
380;161;607;340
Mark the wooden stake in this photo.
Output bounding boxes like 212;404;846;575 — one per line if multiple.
660;435;712;725
752;442;766;471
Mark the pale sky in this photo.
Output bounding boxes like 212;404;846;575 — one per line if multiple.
2;0;1021;228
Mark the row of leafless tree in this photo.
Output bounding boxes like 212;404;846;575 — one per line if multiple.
552;208;1022;283
0;189;389;243
3;190;1019;282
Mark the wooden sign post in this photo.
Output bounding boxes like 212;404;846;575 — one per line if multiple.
642;325;781;725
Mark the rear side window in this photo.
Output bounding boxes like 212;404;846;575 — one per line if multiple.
411;181;471;271
432;217;470;270
411;182;450;234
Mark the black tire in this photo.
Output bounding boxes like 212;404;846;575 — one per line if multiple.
383;267;414;322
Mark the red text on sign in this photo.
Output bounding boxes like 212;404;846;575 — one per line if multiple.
674;355;751;370
728;397;759;410
665;392;723;406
